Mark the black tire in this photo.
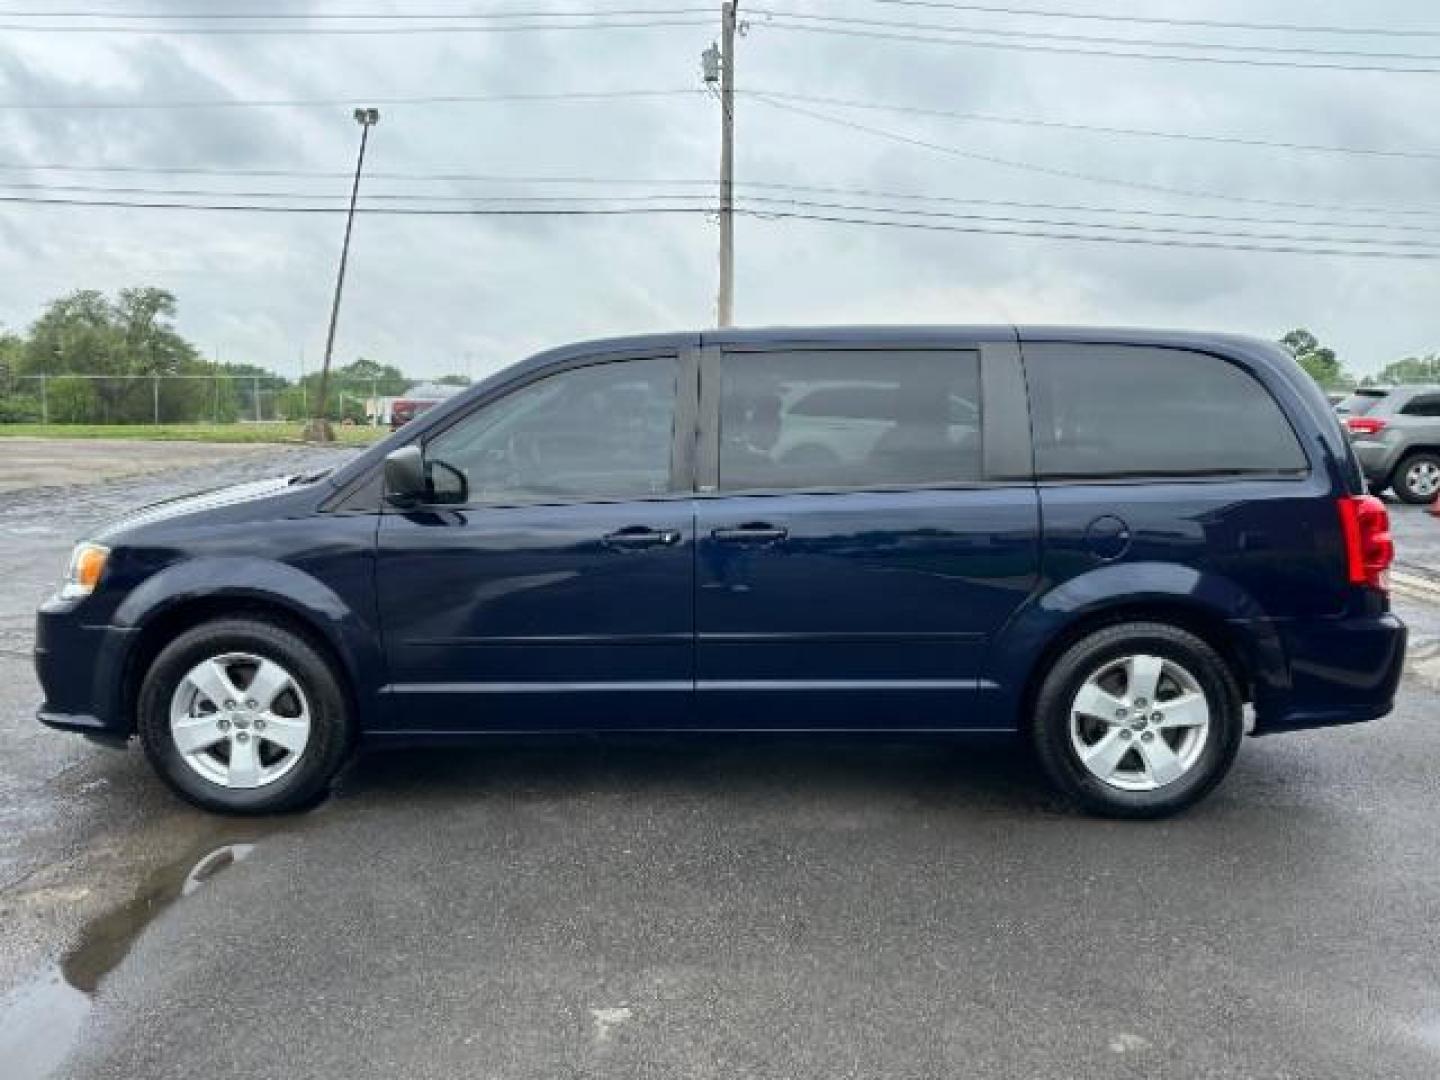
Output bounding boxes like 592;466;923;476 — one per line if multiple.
137;616;353;814
1027;622;1244;819
1391;452;1440;505
1367;480;1389;498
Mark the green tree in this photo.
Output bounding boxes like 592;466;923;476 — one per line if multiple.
289;357;408;422
17;288;221;423
1375;353;1440;385
0;330;40;420
433;374;471;387
46;376;100;423
1280;328;1351;390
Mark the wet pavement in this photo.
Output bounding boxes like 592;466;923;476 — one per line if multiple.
0;445;1436;1079
0;446;356;1006
1390;492;1440;575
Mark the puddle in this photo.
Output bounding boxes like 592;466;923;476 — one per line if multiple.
0;834;270;1079
61;841;256;994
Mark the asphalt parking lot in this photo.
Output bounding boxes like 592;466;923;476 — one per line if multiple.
0;442;1437;1079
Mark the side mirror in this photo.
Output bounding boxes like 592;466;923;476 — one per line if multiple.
383;445;426;505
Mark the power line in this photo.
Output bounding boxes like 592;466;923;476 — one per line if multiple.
747;90;1440;163
746;208;1440;260
735;184;1438;232
4;190;1440;259
0;180;718;203
0;15;711;34
0;88;702;110
4;83;1435;168
752;94;1440;216
865;1;1440;39
6;2;1436;40
4;158;1438;221
758;18;1440;75
0;193;719;214
6;151;1440;218
0;160;723;183
3;178;1435;234
737;194;1440;248
7;4;1434;66
0;6;716;18
755;9;1440;64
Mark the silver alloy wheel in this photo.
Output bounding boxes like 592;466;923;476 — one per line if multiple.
1068;653;1211;792
169;652;311;789
1405;460;1440;498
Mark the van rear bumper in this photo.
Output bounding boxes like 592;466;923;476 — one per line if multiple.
1249;612;1407;735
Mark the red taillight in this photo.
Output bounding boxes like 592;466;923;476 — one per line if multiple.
1345;416;1387;436
1337;495;1394;591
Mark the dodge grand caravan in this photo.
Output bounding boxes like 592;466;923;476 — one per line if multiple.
34;327;1406;818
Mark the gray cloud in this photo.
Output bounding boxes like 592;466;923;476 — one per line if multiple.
2;0;1439;378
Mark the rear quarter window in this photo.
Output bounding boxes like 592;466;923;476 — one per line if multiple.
1337;390;1388;416
1024;344;1308;479
1399;393;1440;418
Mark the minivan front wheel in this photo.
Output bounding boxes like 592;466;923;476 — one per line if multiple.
1029;622;1243;818
138;616;352;814
1392;452;1440;504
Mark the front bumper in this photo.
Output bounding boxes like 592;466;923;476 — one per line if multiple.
34;599;137;738
1250;612;1407;735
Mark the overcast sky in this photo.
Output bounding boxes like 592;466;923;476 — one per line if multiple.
2;0;1439;380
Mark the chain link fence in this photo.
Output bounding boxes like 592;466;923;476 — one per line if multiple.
0;375;395;426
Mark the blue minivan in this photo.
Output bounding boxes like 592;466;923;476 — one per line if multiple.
34;327;1405;817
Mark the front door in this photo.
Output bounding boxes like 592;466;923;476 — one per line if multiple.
694;341;1040;730
375;352;697;733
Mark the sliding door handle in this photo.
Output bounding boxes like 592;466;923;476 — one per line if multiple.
710;523;788;544
602;526;683;550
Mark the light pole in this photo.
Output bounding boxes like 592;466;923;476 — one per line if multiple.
306;107;379;442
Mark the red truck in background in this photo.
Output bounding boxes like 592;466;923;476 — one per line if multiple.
389;383;462;429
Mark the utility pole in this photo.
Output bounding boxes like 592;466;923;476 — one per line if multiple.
307;107;379;442
704;2;738;327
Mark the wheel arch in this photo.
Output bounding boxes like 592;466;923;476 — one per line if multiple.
1392;445;1440;477
991;563;1280;731
1012;599;1252;731
112;558;381;735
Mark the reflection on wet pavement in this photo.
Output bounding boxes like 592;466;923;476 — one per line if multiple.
0;831;282;1080
0;444;359;1079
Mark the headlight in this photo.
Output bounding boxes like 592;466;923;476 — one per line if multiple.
60;542;110;600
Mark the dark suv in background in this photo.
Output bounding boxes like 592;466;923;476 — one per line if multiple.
1339;385;1440;503
35;327;1404;819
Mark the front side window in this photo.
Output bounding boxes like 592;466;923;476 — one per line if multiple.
718;349;982;491
1026;344;1307;479
424;356;677;504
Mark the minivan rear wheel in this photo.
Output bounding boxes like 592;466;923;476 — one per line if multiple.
1392;452;1440;504
1028;622;1243;818
137;616;352;814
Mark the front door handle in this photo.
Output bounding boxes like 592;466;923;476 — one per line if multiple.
710;523;789;544
602;526;683;550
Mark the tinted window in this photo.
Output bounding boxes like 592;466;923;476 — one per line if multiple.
1400;393;1440;417
425;357;676;503
1337;389;1388;416
1026;344;1306;478
719;349;981;491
